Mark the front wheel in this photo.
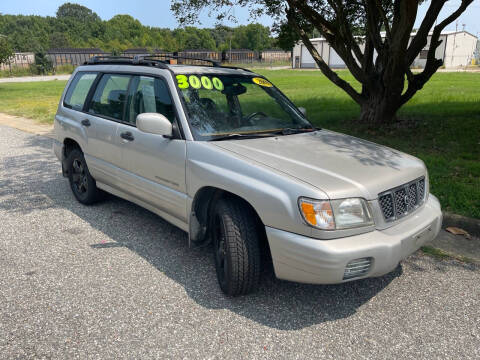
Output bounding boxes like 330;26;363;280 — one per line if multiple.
213;198;262;296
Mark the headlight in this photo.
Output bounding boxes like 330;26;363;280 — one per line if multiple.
298;197;373;230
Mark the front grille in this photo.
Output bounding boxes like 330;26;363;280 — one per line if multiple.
378;177;426;222
394;187;407;215
343;257;372;280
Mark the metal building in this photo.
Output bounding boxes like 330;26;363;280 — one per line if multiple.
292;31;478;69
0;52;34;71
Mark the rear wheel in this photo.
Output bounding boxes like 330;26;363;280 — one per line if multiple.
213;198;261;296
66;148;103;205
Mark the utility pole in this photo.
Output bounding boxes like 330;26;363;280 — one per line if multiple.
451;20;459;67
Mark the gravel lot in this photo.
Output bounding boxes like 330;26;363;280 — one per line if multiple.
0;124;479;359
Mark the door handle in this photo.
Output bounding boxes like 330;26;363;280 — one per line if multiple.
120;131;134;141
81;119;91;127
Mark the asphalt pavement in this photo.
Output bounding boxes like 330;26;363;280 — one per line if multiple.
0;125;478;359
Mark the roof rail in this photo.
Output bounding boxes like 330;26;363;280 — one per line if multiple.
85;55;169;69
219;65;254;73
139;54;221;67
86;55;135;64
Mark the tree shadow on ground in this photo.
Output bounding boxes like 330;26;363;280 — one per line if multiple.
2;132;476;330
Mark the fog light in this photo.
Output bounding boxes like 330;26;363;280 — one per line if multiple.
343;257;372;280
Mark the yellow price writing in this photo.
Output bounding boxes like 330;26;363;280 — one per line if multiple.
176;75;224;91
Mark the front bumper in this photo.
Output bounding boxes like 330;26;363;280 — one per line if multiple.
266;194;442;284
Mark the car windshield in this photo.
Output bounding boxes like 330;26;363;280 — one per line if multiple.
175;73;314;140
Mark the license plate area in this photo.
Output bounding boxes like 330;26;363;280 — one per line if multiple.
401;223;435;257
413;224;434;246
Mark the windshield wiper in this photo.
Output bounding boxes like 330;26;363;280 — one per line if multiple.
209;128;317;141
208;133;276;141
272;127;316;135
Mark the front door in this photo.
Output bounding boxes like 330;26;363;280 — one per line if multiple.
115;75;188;223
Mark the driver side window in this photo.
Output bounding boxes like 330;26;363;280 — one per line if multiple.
125;76;176;125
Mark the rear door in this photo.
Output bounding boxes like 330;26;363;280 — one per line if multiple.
83;73;132;187
115;75;188;223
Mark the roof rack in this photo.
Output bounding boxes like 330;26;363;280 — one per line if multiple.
84;55;254;73
140;54;221;67
85;55;169;69
86;55;136;64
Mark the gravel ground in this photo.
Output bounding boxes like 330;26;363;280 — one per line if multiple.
0;125;479;359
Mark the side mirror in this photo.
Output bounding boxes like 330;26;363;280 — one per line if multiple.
136;113;173;138
298;107;307;117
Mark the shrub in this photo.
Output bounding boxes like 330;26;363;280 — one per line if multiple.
34;52;53;75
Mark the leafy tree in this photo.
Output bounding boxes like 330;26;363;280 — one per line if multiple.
49;32;71;49
210;25;233;51
34;51;53;74
171;0;475;124
0;35;13;65
56;3;100;22
0;2;277;61
231;24;273;50
173;27;217;50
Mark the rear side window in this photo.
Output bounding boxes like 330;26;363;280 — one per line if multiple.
88;74;131;121
125;76;176;125
64;72;98;111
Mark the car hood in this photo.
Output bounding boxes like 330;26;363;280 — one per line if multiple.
212;130;426;200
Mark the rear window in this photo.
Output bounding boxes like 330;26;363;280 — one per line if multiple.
64;72;98;111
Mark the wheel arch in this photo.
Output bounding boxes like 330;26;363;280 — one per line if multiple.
189;186;270;260
63;137;83;157
61;138;83;176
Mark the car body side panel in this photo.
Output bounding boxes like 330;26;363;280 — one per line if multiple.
54;71;87;153
115;123;188;223
186;141;333;238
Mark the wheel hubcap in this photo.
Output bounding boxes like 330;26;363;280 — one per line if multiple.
72;158;88;194
214;215;228;285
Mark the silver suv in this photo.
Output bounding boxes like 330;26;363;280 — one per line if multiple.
54;56;442;295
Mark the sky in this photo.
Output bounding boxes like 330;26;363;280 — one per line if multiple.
1;0;479;37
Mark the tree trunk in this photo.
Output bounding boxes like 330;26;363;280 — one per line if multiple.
359;93;400;125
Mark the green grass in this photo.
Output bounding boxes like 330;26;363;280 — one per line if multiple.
0;64;75;78
0;70;478;218
421;245;474;263
0;80;67;123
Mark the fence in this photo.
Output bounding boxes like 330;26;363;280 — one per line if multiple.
47;48;105;67
223;49;291;65
1;48;292;74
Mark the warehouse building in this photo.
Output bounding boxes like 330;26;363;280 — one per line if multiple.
0;52;34;71
292;31;478;69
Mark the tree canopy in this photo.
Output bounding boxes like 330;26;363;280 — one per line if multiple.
0;2;276;53
0;35;14;64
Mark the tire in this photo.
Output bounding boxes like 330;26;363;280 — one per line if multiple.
213;198;262;296
66;148;103;205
